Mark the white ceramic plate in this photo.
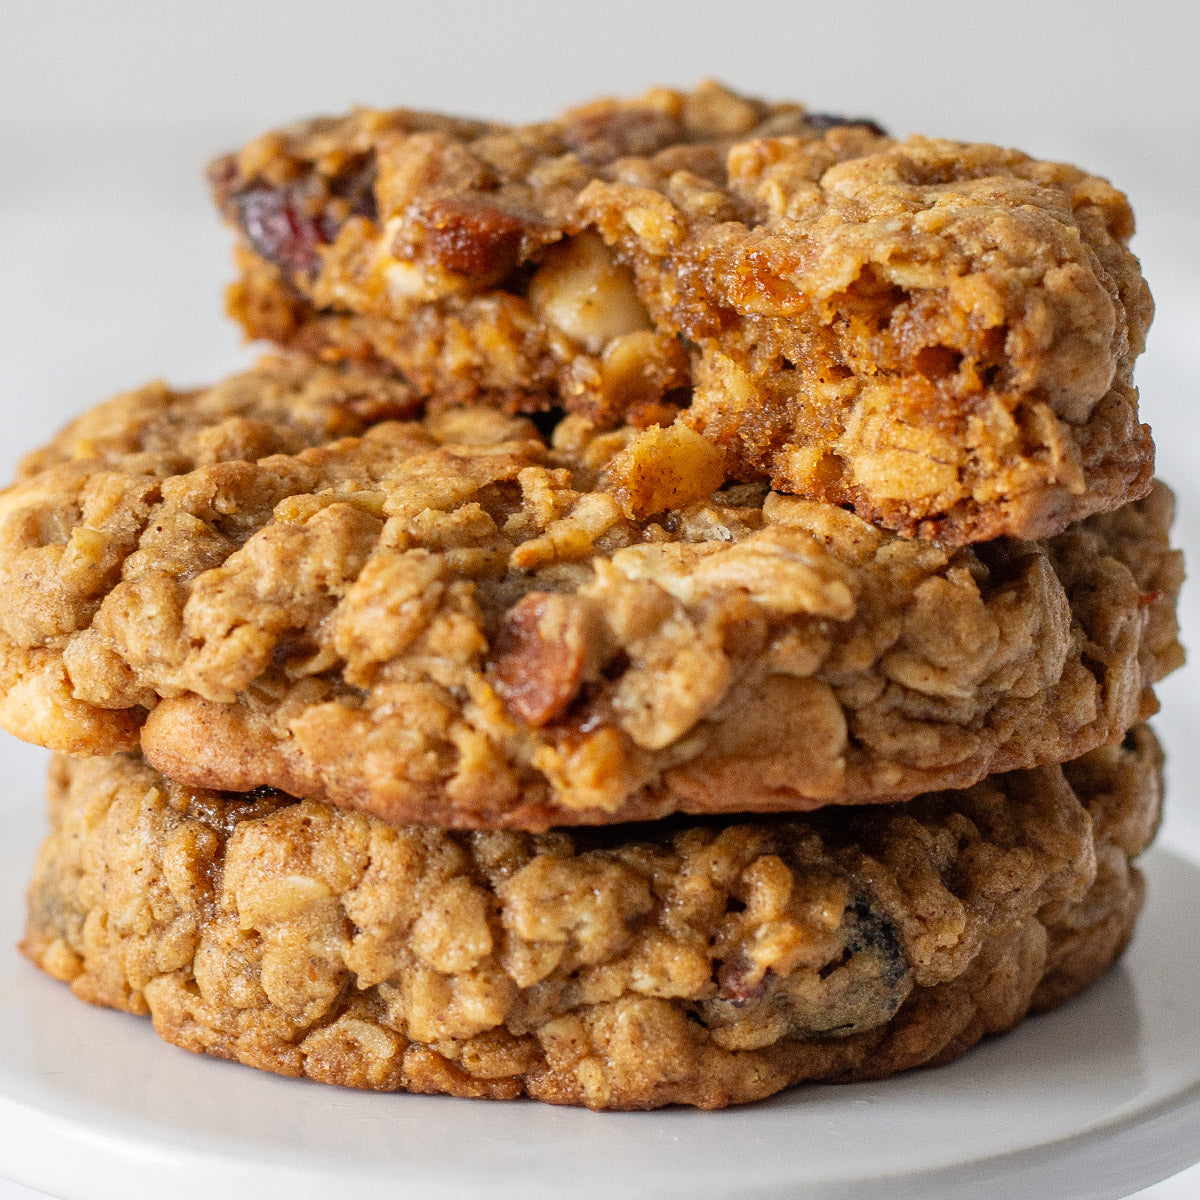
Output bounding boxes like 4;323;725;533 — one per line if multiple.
2;806;1199;1200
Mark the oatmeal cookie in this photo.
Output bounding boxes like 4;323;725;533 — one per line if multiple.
22;730;1160;1109
0;359;1181;829
211;81;1154;543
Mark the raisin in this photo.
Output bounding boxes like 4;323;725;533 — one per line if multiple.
805;113;889;138
844;896;907;989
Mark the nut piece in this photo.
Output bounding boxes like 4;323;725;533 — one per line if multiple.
528;232;652;353
492;592;598;726
419;197;529;285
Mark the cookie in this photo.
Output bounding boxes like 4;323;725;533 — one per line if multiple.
22;728;1161;1110
211;81;1154;544
0;358;1181;830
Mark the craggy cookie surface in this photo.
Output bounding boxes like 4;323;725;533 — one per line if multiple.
23;729;1160;1109
0;359;1181;829
212;82;1154;543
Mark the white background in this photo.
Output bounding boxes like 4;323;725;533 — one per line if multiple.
1;2;1198;1195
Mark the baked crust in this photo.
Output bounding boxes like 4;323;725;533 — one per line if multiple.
22;729;1160;1109
0;358;1181;829
211;82;1154;544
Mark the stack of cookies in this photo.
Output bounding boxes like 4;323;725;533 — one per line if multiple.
4;83;1183;1110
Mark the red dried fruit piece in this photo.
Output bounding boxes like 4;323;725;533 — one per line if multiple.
492;592;593;726
343;391;423;425
233;185;330;277
715;960;770;1008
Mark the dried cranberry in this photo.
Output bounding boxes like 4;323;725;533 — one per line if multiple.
715;961;770;1008
233;185;329;277
492;592;590;727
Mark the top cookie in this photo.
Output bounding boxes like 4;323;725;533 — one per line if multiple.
211;81;1154;544
0;358;1180;831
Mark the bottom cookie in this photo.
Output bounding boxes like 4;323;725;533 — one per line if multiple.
23;730;1160;1110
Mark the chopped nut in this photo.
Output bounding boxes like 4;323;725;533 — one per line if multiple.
492;592;598;726
597;330;690;422
419;197;529;284
528;232;652;354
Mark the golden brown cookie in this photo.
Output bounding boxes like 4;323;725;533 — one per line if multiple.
211;82;1154;544
22;728;1161;1110
0;358;1181;830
